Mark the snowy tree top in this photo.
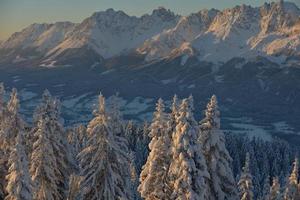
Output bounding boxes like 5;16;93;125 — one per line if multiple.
96;93;106;116
188;94;194;111
41;89;52;104
178;98;196;123
289;158;298;185
154;98;165;117
204;95;220;128
149;98;167;138
7;88;19;116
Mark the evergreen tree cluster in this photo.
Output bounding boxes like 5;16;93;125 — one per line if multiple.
0;82;299;200
225;133;298;199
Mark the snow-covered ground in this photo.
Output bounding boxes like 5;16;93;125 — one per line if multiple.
14;89;299;140
229;122;272;141
273;121;299;135
123;97;153;115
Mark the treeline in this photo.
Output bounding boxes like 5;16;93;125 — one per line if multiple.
0;82;299;200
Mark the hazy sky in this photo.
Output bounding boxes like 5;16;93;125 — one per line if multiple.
0;0;300;40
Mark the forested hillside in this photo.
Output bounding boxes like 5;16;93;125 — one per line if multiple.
0;83;299;200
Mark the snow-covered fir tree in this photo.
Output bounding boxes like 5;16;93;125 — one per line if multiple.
0;83;5;138
76;124;87;148
30;118;60;200
168;98;210;200
5;134;32;200
78;93;131;200
199;95;237;200
0;83;7;199
170;94;179;120
67;127;82;165
125;120;137;150
141;121;150;144
0;151;6;200
138;98;172;199
269;177;282;200
108;93;125;137
68;125;87;167
284;158;299;200
129;153;140;200
32;90;70;199
109;94;134;199
6;88;24;150
238;153;254;200
0;83;5;123
35;90;71;198
7;88;18;116
108;93;134;188
0;88;26;200
167;95;179;138
1;88;24;151
0;83;6;146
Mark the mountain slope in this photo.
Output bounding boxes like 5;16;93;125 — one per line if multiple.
45;7;179;60
0;22;76;51
137;9;219;61
0;22;76;64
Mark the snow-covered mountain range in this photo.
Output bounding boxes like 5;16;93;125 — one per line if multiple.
1;1;299;66
140;1;300;62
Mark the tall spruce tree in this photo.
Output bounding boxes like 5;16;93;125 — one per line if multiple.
108;93;124;137
169;98;209;200
68;124;88;168
2;89;24;151
32;90;69;199
5;135;32;200
0;149;6;199
238;153;254;200
70;125;87;154
167;95;179;138
0;83;5;124
138;98;172;199
125;120;136;150
30;118;60;200
0;84;7;199
129;153;140;200
1;89;27;200
284;158;299;200
78;94;131;200
199;95;237;200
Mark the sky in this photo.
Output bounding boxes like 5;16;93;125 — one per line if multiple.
0;0;300;40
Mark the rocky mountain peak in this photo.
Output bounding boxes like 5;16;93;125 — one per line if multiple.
260;1;300;33
151;7;177;21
